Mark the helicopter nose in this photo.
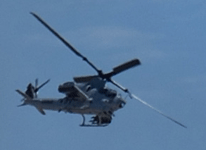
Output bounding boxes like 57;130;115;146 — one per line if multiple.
119;99;126;108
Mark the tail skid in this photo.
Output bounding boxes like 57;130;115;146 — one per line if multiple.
17;103;27;107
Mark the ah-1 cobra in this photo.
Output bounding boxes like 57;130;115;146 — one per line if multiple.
16;12;186;128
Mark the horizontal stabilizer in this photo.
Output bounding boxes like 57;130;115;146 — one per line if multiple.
16;90;32;100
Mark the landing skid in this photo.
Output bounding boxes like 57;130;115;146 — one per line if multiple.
80;114;109;127
80;124;108;127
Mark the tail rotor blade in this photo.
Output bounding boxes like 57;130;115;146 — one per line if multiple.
35;78;38;89
35;79;50;92
33;79;50;98
131;93;187;128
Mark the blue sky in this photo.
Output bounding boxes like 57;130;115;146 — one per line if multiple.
1;0;206;150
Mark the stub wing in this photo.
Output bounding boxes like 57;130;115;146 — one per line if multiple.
74;85;91;102
59;82;91;102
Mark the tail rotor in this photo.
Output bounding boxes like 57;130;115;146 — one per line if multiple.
25;78;50;99
34;78;50;98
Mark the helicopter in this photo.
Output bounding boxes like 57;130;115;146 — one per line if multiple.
16;12;186;128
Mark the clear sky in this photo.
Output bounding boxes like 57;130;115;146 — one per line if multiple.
1;1;206;150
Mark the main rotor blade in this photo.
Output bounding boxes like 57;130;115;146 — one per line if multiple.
113;58;140;75
31;12;101;74
109;79;129;93
104;58;140;79
73;75;98;83
131;93;187;128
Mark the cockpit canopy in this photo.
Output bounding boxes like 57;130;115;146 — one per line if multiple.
99;88;117;98
58;82;75;94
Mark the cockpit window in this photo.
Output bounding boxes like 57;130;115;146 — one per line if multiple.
99;88;107;94
106;90;117;98
99;88;117;98
86;85;91;92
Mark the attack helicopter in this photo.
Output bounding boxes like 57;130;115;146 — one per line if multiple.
16;12;186;128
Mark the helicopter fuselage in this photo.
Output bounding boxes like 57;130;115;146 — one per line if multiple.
19;79;126;126
24;95;125;114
